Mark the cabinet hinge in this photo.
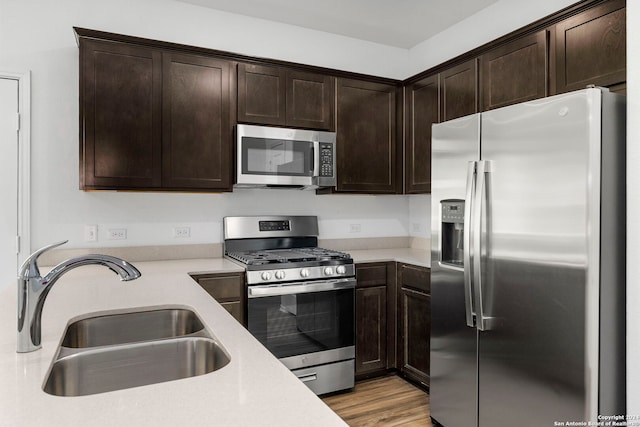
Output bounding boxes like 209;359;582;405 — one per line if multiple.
15;113;20;132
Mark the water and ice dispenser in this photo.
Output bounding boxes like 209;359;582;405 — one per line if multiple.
440;200;465;267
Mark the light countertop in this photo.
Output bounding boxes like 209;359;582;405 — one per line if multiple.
349;247;430;268
0;258;347;427
0;247;430;426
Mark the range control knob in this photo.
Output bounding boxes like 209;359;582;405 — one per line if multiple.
300;268;310;278
275;270;286;280
324;267;334;276
261;271;272;281
336;265;347;275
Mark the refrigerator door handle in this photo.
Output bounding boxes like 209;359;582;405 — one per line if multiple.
473;160;493;331
463;161;477;327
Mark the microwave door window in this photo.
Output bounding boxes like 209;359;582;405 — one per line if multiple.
243;138;313;176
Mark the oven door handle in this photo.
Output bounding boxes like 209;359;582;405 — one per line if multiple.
248;278;356;298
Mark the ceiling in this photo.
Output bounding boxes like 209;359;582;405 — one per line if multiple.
177;0;500;49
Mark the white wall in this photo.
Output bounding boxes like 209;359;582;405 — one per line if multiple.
626;0;639;417
409;195;431;238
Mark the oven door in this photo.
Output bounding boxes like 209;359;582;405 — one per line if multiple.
247;278;355;370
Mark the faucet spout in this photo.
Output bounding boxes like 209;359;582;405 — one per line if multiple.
17;241;141;353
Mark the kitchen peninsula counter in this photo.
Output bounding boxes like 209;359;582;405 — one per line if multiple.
0;258;347;427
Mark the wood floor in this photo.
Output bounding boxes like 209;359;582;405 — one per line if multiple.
322;376;433;427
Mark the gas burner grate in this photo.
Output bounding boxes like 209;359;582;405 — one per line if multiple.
226;247;351;266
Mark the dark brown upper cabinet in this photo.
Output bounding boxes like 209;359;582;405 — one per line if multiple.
440;59;478;121
162;53;233;190
554;0;626;94
480;30;548;110
405;74;439;194
237;63;334;130
336;78;401;194
80;39;163;189
286;70;335;130
78;35;235;192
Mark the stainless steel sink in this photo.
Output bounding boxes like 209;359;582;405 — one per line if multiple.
44;337;230;396
44;308;230;396
61;308;205;348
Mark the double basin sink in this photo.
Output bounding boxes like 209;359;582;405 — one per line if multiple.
43;308;230;397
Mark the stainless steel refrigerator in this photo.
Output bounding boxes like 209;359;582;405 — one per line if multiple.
430;87;626;427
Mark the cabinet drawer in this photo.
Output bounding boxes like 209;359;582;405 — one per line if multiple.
399;264;430;294
356;263;388;287
196;274;244;301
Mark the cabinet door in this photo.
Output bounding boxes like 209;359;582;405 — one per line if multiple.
80;39;162;189
441;59;478;121
237;63;286;126
355;286;387;376
162;53;233;190
554;0;626;94
399;287;431;387
480;30;547;111
286;70;334;130
193;273;245;325
336;78;401;193
405;74;439;194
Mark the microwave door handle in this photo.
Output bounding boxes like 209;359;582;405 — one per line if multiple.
312;141;320;176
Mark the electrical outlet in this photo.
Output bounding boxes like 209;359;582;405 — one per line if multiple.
84;224;98;242
173;226;191;238
108;228;127;240
412;222;421;233
349;223;361;233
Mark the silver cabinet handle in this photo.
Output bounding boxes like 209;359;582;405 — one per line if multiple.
463;161;476;328
248;278;356;298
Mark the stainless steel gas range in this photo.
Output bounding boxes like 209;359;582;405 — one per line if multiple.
223;216;355;395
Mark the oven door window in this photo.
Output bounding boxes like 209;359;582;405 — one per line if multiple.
247;288;354;359
241;137;313;176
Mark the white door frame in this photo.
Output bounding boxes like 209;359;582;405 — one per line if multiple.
0;70;31;265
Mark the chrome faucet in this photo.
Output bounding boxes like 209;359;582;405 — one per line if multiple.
17;240;141;353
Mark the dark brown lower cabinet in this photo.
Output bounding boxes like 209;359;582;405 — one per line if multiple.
397;264;431;388
355;262;396;378
191;272;246;325
356;286;387;375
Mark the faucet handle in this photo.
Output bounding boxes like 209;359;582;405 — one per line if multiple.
18;240;68;278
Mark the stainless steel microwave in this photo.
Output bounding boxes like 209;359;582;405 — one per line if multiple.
235;124;337;190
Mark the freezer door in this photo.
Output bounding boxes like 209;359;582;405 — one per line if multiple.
477;89;603;426
430;114;479;427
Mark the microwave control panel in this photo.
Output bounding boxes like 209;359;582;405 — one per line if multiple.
319;143;334;177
